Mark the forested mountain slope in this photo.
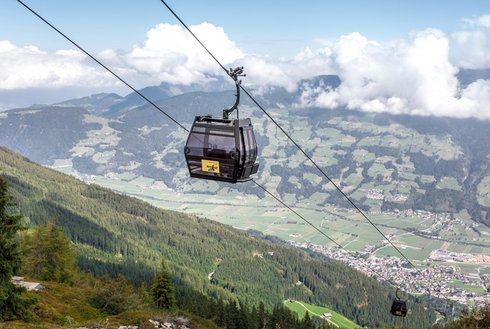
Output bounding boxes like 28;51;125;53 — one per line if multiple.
0;146;436;327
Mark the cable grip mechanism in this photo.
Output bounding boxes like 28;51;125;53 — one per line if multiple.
223;67;246;120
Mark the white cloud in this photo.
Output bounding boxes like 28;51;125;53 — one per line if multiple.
295;29;490;120
0;22;244;91
462;14;490;29
236;47;335;93
449;14;490;69
1;19;490;120
0;40;16;52
122;22;244;85
450;30;490;69
0;40;114;90
239;56;297;92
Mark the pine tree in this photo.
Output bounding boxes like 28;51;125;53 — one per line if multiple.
215;298;225;326
151;258;175;309
300;312;314;329
0;177;35;320
257;301;267;329
224;299;240;329
238;300;251;329
21;220;77;284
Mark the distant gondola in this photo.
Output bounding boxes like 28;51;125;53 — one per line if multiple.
391;288;408;317
184;67;259;183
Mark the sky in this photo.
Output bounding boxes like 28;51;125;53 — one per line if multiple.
1;0;490;119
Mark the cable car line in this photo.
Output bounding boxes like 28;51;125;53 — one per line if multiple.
19;0;416;273
252;180;356;257
16;0;354;260
158;0;229;76
158;0;415;268
19;1;415;316
162;0;413;309
16;0;188;134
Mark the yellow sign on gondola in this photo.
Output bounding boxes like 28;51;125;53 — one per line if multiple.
202;159;220;173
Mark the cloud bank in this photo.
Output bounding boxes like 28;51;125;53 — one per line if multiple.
0;23;244;91
0;40;113;90
296;29;490;119
123;23;244;85
1;16;490;119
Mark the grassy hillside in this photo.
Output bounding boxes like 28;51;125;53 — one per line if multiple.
284;300;358;329
4;279;216;329
0;146;436;328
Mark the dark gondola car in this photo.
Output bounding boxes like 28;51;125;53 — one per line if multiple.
184;115;259;183
391;298;408;317
184;67;259;183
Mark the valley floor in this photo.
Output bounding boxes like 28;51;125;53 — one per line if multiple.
290;241;489;307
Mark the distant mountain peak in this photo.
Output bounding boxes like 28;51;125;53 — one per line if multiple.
53;92;124;115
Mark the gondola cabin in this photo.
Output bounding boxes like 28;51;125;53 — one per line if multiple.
184;66;259;183
184;115;259;183
390;299;408;317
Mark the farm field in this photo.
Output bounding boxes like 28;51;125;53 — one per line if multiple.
81;172;490;248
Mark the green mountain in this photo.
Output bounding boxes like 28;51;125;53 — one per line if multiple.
0;146;436;328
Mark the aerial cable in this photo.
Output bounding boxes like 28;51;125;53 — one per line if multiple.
252;180;356;257
17;0;188;133
158;0;416;268
18;0;416;270
256;178;410;316
19;1;428;315
16;0;350;261
158;0;229;76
